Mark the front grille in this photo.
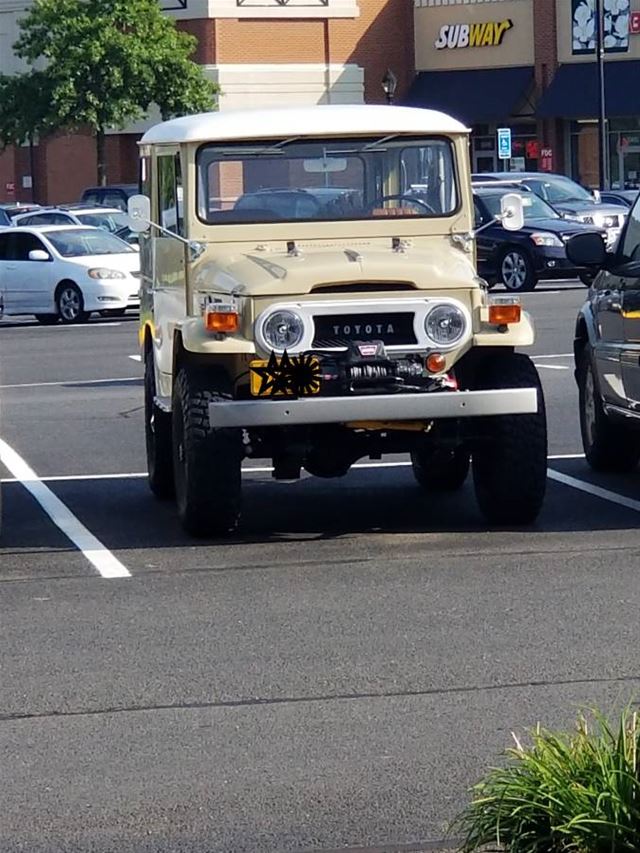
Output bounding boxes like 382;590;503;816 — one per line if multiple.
312;312;416;349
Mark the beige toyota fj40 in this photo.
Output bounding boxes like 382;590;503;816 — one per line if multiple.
129;104;547;537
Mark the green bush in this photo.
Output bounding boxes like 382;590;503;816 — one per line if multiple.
454;707;640;852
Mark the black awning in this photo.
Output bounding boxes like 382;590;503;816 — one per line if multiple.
538;61;640;118
404;66;534;124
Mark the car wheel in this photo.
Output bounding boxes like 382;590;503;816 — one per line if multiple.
499;248;536;292
411;446;470;492
577;347;639;472
56;283;90;324
471;353;547;525
34;314;59;326
172;367;243;537
99;308;127;318
144;350;174;500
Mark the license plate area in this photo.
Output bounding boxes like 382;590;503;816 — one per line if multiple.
250;353;321;397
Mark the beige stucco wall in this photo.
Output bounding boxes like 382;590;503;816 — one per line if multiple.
414;0;534;70
557;0;640;64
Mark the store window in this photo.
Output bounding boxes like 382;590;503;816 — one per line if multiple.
570;119;640;190
471;123;539;174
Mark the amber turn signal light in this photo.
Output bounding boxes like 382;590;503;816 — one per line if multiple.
488;303;521;325
205;310;239;333
425;352;446;373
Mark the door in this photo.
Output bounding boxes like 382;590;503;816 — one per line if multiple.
616;195;640;404
3;232;54;314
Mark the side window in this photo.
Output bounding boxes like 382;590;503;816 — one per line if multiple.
620;197;640;262
50;213;72;225
12;233;46;261
0;234;8;259
157;153;184;236
140;156;151;197
83;192;99;205
474;201;484;228
102;191;126;211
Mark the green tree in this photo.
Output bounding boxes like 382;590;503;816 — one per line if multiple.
11;0;218;184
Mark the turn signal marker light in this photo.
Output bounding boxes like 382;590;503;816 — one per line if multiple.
426;352;446;373
205;309;239;333
488;303;521;325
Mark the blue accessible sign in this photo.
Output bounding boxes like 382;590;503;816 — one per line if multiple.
497;127;512;160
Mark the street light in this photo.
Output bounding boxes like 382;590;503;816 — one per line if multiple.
595;0;609;190
382;69;398;105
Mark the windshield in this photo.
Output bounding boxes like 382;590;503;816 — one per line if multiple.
197;136;458;225
45;228;135;257
76;211;131;233
532;176;593;204
481;192;560;221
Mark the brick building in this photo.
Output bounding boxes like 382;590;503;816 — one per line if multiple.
0;0;414;204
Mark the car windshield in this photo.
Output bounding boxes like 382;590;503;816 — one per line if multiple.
480;192;560;221
197;136;458;224
44;228;134;257
534;176;593;204
76;211;131;232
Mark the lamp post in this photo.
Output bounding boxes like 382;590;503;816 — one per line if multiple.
595;0;609;190
382;69;398;105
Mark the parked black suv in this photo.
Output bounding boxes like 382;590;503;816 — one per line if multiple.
80;184;138;211
567;195;640;471
474;186;605;292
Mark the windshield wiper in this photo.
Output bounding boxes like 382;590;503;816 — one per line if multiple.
221;136;301;157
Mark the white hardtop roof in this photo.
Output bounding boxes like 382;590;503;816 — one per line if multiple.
140;104;468;146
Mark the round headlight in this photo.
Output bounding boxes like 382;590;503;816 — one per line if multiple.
425;304;466;347
262;310;304;351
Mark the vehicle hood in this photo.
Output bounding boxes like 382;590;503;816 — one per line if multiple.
192;243;477;297
519;217;604;236
553;201;627;220
63;252;140;272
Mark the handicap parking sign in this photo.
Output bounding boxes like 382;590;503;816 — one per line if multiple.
497;127;511;160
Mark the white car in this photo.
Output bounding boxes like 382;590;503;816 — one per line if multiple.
0;226;140;324
11;204;131;234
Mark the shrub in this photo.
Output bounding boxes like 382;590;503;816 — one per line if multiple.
454;707;640;852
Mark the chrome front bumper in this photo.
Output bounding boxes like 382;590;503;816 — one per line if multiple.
209;388;538;428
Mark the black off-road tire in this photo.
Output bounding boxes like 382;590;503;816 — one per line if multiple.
411;446;470;492
172;367;243;537
35;314;59;325
577;347;639;472
579;272;595;287
144;352;174;500
471;353;547;525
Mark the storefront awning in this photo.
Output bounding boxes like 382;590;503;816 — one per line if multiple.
538;62;640;119
404;66;534;124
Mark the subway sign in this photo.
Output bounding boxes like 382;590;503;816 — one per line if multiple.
435;19;513;50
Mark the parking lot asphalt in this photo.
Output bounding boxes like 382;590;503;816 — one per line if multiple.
2;282;640;852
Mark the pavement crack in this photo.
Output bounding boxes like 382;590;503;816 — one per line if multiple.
2;672;640;725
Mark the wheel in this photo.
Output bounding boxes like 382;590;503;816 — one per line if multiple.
471;353;547;525
579;272;595;287
498;248;537;292
100;308;126;318
172;367;243;537
144;351;174;500
577;347;639;472
56;283;90;324
34;314;58;325
411;446;470;492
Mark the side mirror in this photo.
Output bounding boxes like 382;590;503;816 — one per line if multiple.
127;194;151;233
501;193;524;231
565;231;608;268
28;249;50;262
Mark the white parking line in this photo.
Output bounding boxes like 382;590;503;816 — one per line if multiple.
531;353;573;359
0;438;130;579
548;469;640;514
0;377;141;390
1;455;585;483
535;364;570;371
128;355;142;362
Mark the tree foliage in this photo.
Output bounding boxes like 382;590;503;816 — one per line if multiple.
1;0;218;181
